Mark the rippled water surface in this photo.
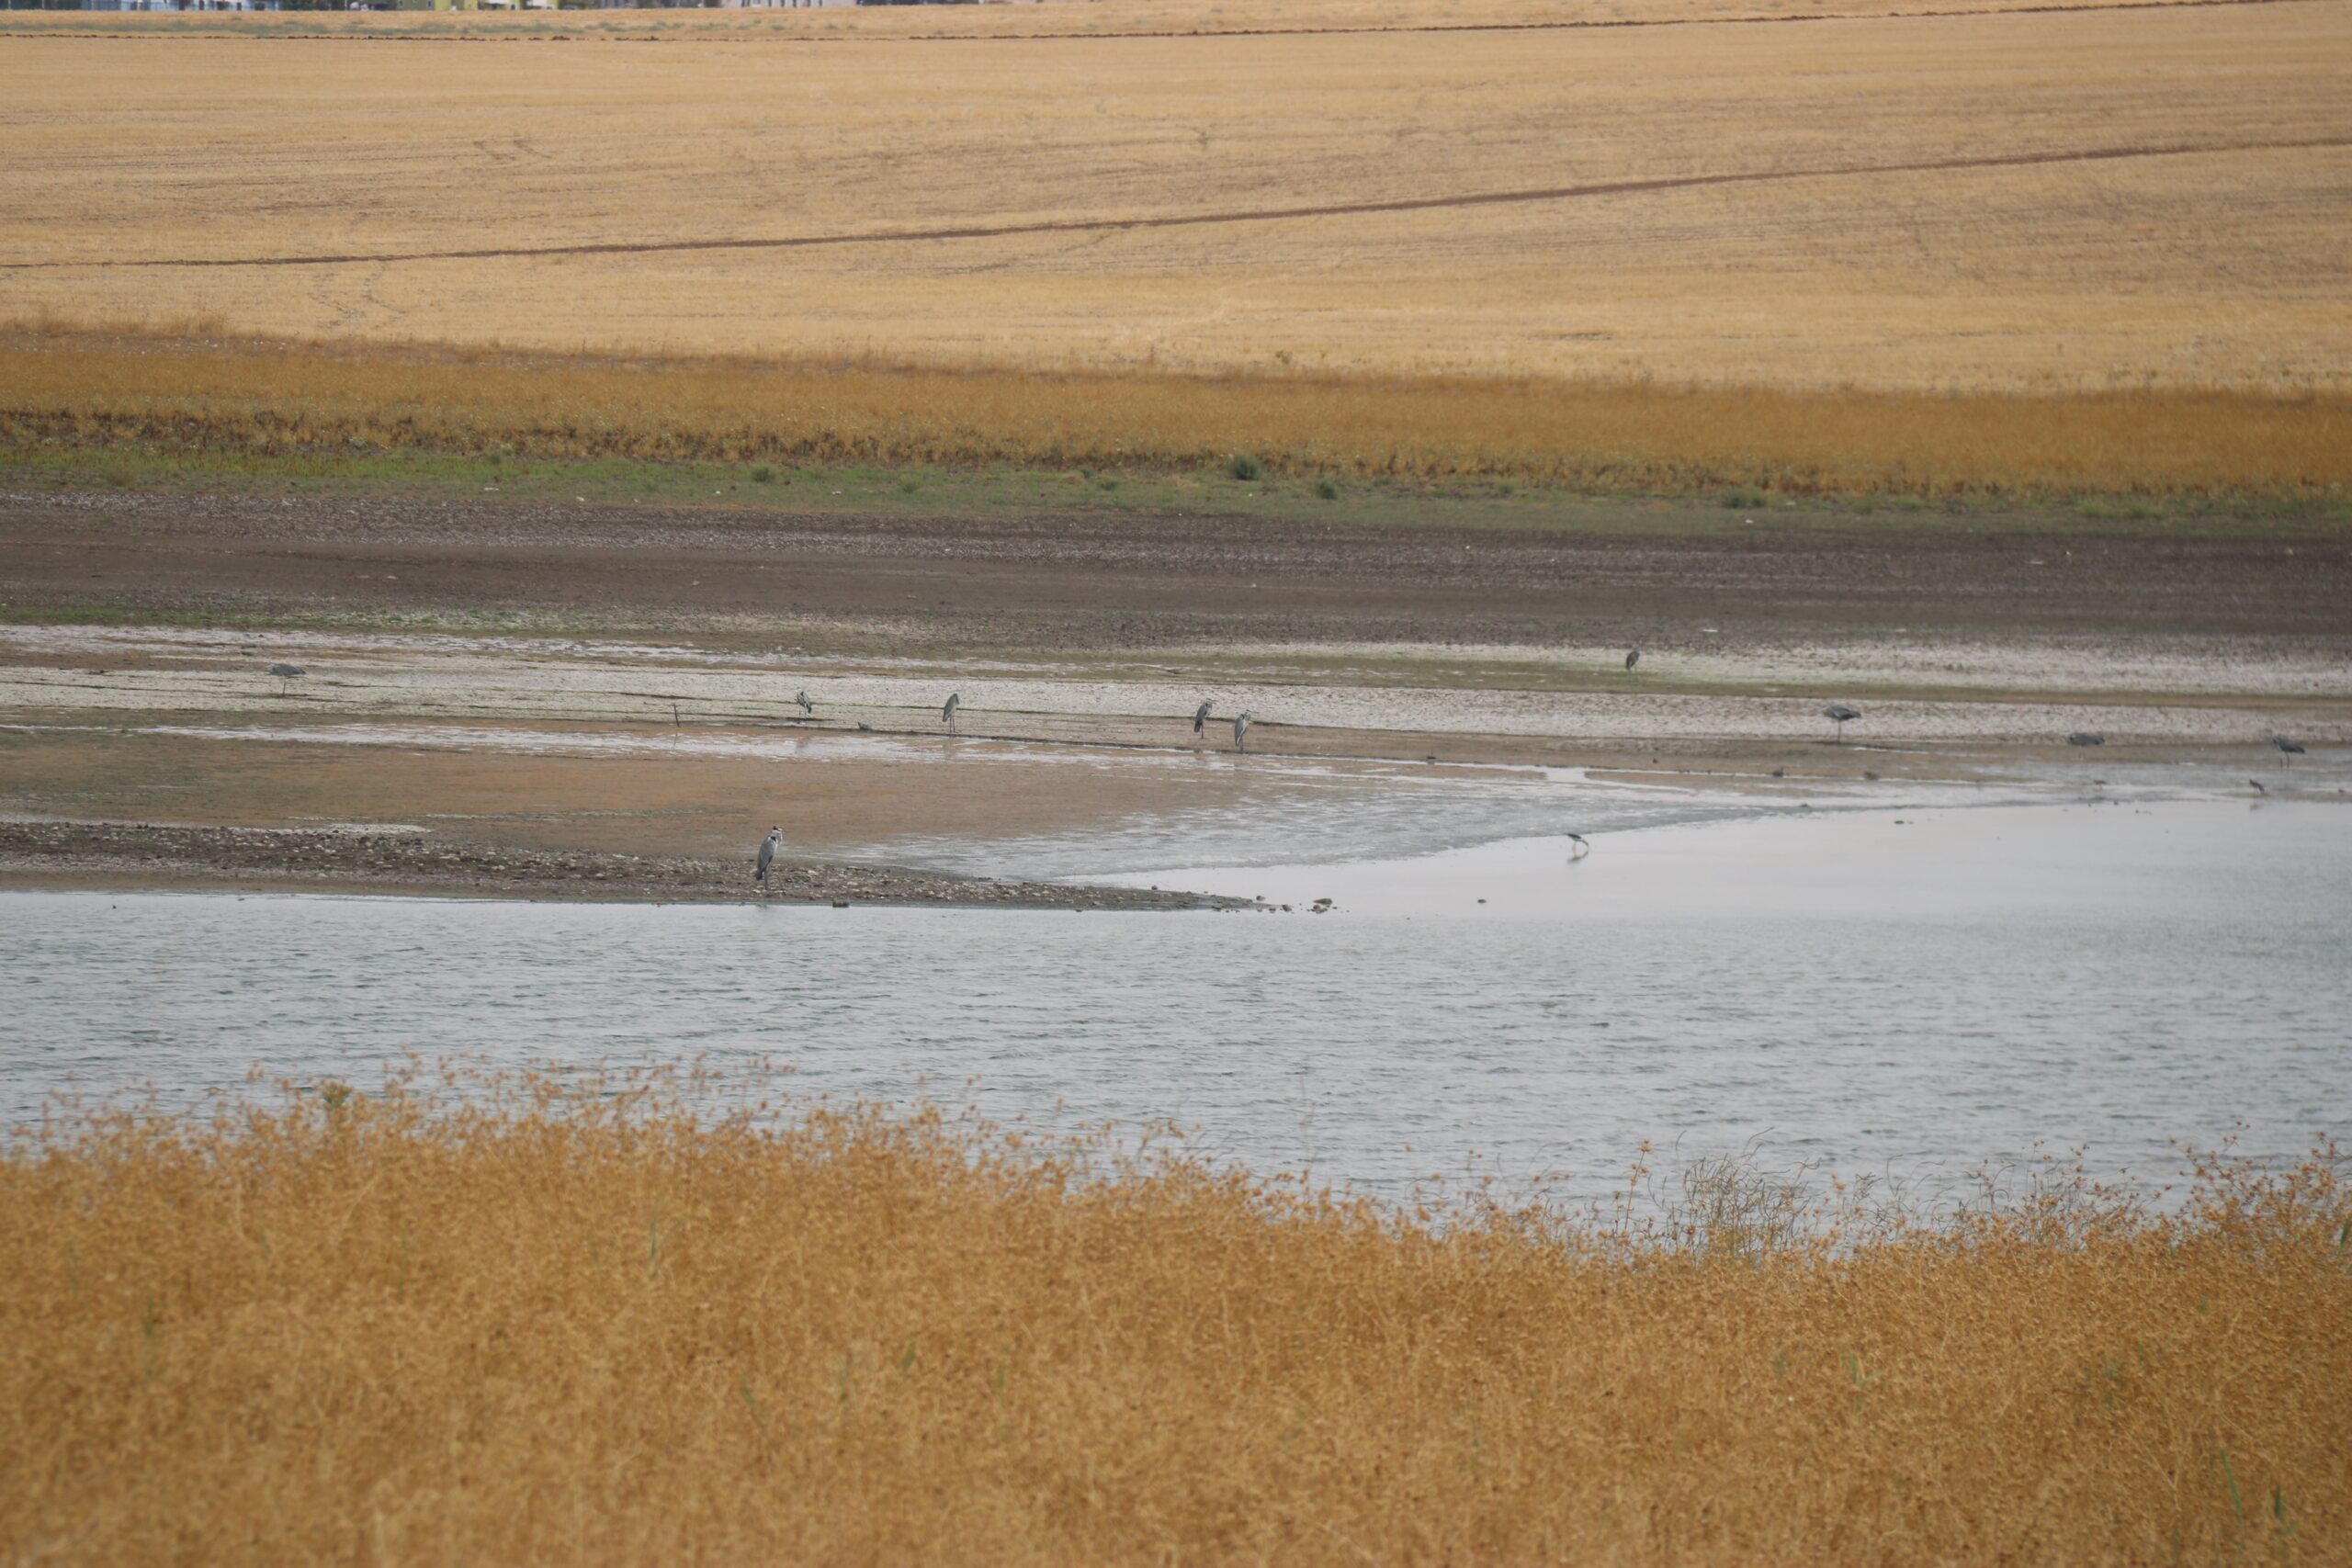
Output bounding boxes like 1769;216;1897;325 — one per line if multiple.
4;799;2345;1207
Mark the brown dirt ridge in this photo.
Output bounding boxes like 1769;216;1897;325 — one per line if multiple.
0;820;1235;910
6;489;2346;647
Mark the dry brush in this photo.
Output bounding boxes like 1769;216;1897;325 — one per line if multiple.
6;332;2348;499
2;1070;2345;1565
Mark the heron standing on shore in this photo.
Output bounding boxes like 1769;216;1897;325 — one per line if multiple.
943;693;960;731
1234;711;1252;753
754;827;781;886
2271;736;2306;766
1624;649;1640;673
795;690;814;716
1566;832;1591;862
1824;704;1862;741
1193;699;1213;736
267;661;306;696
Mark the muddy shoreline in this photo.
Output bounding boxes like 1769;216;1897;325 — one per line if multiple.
0;821;1242;910
3;487;2340;904
7;488;2348;651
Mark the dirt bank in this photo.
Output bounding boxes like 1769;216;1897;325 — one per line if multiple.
0;820;1239;909
6;488;2346;652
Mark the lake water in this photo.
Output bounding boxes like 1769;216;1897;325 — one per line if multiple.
2;797;2345;1210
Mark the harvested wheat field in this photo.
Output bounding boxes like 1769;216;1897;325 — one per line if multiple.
3;0;2347;391
0;0;2282;41
1;1075;2345;1565
6;0;2350;495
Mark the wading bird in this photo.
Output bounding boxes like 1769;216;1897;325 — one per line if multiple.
1233;711;1252;752
1624;649;1640;673
755;826;781;886
1823;704;1862;741
943;693;960;730
1193;700;1213;736
266;661;306;696
2249;779;2267;795
2068;731;2106;747
1566;832;1591;862
794;691;814;715
2270;736;2306;766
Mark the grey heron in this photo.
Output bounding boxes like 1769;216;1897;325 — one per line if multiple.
2067;731;2105;747
1193;700;1213;736
2249;778;2267;795
1233;711;1251;752
943;693;960;730
266;661;306;696
754;826;781;886
795;691;814;715
1566;831;1590;862
1624;649;1640;672
2270;736;2305;766
1823;704;1861;741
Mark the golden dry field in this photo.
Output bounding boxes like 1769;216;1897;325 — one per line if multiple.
8;331;2347;494
1;1076;2346;1565
3;0;2348;392
0;0;2278;39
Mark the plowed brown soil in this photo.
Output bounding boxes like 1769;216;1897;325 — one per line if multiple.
6;489;2345;649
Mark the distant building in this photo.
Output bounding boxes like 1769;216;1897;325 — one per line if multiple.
597;0;862;7
84;0;283;10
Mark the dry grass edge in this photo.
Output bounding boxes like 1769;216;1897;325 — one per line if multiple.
3;1066;2347;1563
6;322;2348;501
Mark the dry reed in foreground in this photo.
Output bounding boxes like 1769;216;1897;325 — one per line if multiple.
7;332;2349;498
2;1071;2346;1565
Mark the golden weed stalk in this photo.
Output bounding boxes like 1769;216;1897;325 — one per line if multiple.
3;1067;2345;1564
4;331;2346;499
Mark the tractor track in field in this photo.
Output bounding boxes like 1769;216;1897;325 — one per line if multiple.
0;0;2319;48
7;135;2348;274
